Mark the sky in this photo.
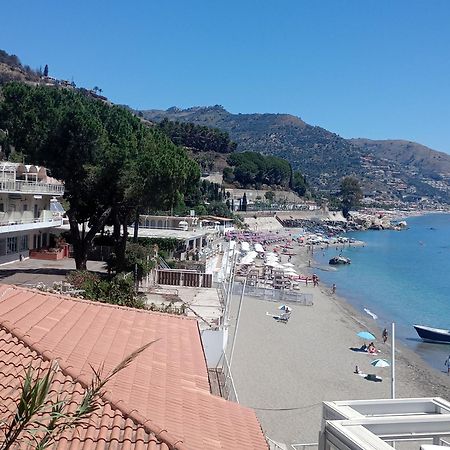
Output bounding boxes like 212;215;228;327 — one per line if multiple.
1;0;450;153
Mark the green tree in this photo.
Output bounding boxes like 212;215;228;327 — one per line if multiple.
265;191;275;202
0;83;199;269
0;341;155;450
43;64;48;77
291;170;308;196
340;176;363;218
241;192;248;211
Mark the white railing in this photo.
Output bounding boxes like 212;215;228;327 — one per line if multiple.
0;211;62;227
266;437;286;450
291;444;318;449
0;179;64;195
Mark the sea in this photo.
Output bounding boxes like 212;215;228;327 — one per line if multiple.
313;213;450;373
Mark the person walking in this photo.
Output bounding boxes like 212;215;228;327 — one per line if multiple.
382;328;388;344
444;355;450;375
332;283;336;294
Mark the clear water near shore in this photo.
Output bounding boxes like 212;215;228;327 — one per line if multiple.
314;213;450;373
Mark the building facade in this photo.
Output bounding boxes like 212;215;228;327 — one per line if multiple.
0;163;64;264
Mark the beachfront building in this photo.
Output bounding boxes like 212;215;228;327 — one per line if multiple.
0;162;64;264
139;214;234;235
319;397;450;449
137;214;233;260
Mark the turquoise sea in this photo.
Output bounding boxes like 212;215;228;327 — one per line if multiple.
314;213;450;373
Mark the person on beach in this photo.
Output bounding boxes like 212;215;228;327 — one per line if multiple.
445;355;450;375
368;342;377;354
354;365;361;374
382;328;388;344
332;283;336;294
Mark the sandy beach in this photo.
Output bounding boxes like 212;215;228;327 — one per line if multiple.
227;239;450;446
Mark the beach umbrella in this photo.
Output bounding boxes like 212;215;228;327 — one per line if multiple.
278;305;291;312
357;331;376;341
371;359;390;368
283;262;295;267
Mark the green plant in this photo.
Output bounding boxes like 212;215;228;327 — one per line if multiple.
0;341;156;450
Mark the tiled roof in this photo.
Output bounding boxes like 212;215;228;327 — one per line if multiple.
0;285;267;450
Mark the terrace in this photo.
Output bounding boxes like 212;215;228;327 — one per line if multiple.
0;162;64;196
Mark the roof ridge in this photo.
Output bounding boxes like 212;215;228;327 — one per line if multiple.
0;295;192;450
0;284;196;321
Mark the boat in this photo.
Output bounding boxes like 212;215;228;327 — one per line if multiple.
329;256;351;265
414;325;450;344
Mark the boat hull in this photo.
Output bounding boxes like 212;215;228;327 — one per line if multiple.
414;325;450;344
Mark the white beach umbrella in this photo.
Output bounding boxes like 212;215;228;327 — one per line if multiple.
265;261;279;267
371;359;390;368
283;262;295;267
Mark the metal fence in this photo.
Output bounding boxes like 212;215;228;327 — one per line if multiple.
215;352;239;403
231;283;313;305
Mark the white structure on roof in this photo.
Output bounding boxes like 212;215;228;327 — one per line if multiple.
0;162;64;264
319;397;450;450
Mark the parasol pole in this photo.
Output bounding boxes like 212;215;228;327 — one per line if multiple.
391;322;396;399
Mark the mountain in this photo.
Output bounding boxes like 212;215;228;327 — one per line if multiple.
140;106;450;203
350;139;450;178
141;106;362;191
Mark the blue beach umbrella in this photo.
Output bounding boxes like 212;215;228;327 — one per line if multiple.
357;331;376;340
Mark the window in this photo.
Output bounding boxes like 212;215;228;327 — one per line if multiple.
0;239;6;255
7;237;17;254
0;203;4;212
19;235;28;251
23;204;28;212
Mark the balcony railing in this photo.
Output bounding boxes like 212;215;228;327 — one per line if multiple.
0;210;62;227
0;179;64;195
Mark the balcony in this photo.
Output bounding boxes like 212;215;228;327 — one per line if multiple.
0;179;64;196
0;210;63;233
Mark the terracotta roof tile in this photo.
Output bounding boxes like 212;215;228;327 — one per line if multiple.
0;285;267;449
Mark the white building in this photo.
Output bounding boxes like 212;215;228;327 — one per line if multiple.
319;397;450;450
0;163;64;264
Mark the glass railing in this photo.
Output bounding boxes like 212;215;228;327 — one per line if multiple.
0;179;64;195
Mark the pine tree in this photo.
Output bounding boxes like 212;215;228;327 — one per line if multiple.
43;64;49;77
242;193;248;212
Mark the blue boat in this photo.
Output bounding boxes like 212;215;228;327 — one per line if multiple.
414;325;450;344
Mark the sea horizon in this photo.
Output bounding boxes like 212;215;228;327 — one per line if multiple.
314;213;450;373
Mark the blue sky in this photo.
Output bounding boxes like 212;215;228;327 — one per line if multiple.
1;1;450;153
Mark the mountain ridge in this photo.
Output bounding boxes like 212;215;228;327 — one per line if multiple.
140;106;450;203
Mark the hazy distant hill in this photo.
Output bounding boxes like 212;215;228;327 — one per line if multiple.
350;139;450;178
141;106;450;202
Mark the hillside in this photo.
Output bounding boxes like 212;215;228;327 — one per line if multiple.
143;106;362;191
140;106;450;203
350;139;450;178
